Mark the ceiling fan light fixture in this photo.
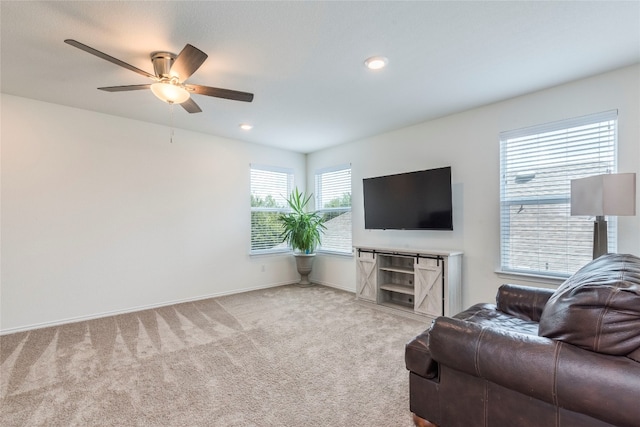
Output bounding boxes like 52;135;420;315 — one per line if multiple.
364;56;388;70
150;82;190;104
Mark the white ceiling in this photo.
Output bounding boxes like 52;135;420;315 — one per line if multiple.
2;1;639;153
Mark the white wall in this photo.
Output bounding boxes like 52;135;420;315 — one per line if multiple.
307;65;640;307
1;95;306;333
2;65;639;332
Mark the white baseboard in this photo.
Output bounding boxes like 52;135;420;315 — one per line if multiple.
310;279;355;294
0;281;292;336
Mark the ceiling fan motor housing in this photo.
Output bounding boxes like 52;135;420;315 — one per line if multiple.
151;52;177;78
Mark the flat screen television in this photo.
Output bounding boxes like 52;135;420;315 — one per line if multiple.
363;166;453;230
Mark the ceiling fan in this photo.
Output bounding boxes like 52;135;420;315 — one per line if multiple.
64;39;254;113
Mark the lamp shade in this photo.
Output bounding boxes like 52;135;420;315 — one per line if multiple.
571;173;636;216
150;82;190;104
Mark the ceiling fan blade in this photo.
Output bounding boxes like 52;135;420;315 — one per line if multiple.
180;98;202;113
187;84;254;102
171;44;208;82
98;84;151;92
65;39;155;79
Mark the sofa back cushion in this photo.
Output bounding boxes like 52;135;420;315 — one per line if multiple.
539;253;640;361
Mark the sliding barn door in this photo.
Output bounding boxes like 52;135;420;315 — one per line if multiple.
356;253;377;302
414;258;443;317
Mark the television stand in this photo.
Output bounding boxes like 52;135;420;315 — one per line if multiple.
355;246;462;318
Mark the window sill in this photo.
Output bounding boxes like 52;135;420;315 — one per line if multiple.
317;249;354;258
250;249;354;258
495;269;567;287
249;249;291;258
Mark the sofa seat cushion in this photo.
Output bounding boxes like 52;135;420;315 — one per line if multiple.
539;253;640;360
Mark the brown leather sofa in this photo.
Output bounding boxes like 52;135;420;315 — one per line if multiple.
405;253;640;427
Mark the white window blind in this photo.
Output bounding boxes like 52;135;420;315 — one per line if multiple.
315;165;352;254
250;165;293;254
499;110;617;277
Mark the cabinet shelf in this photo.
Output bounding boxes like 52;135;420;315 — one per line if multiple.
380;300;413;311
379;266;413;275
379;283;415;295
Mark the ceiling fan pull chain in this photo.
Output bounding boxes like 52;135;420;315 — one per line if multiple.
170;103;175;143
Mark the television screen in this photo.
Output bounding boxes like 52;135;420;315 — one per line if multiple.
363;166;453;230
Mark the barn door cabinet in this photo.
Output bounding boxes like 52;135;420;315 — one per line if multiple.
355;247;462;318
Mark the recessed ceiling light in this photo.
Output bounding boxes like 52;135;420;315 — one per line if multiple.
364;56;388;70
239;123;253;130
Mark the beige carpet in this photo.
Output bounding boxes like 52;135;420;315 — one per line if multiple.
1;285;427;426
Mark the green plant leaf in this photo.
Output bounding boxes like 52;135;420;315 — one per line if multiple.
278;188;326;253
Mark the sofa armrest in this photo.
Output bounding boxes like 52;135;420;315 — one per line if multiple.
496;284;554;322
405;326;438;379
428;317;640;427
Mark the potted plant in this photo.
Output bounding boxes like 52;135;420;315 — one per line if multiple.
279;187;326;286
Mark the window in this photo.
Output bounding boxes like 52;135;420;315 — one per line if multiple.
500;110;617;277
250;165;293;254
315;165;352;254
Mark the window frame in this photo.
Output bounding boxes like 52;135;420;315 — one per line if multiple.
314;164;352;256
499;110;618;278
